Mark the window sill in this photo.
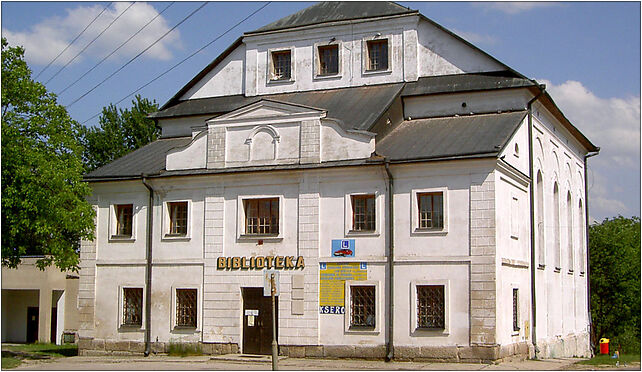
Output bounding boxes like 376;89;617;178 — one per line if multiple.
162;234;190;242
109;235;135;243
171;326;199;334
412;327;449;336
511;235;519;240
238;234;282;241
267;77;294;85
313;73;341;81
412;228;447;236
118;325;144;332
346;230;379;237
362;68;392;76
511;331;520;337
346;326;379;335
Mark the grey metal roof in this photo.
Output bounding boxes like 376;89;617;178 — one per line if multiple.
402;71;536;97
247;2;416;34
85;137;192;179
151;83;405;132
376;111;528;161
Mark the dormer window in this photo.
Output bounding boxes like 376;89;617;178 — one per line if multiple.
318;44;339;76
271;50;291;80
366;39;388;71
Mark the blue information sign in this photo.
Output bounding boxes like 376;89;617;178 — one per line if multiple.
331;239;355;257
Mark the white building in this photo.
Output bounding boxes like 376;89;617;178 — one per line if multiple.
79;2;598;362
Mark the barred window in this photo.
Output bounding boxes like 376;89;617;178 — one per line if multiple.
352;194;375;231
244;198;279;235
366;39;388;71
176;289;197;328
418;192;443;229
271;50;291;80
417;285;445;329
513;288;520;332
115;204;133;237
168;202;188;236
350;285;375;328
318;44;338;76
122;288;142;326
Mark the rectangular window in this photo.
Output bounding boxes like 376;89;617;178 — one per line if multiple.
122;288;143;326
513;288;520;332
352;194;375;231
244;198;279;235
417;285;445;329
271;50;291;80
350;285;375;328
418;192;444;229
511;196;519;238
115;204;133;237
367;39;388;71
176;289;197;328
318;44;338;76
168;201;188;236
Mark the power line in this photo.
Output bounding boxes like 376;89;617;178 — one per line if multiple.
80;1;271;126
34;2;112;80
58;2;175;96
45;2;136;85
67;2;208;108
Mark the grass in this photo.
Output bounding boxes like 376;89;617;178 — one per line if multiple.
2;356;22;369
3;343;78;357
577;353;641;366
167;342;202;357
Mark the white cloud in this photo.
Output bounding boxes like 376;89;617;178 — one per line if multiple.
2;2;180;67
451;28;497;46
476;2;557;15
540;79;641;219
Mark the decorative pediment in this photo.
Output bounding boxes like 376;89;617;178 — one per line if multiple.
206;99;326;125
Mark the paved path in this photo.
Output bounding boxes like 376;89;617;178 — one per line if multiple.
13;354;591;370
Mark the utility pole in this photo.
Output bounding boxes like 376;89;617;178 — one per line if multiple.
271;273;278;371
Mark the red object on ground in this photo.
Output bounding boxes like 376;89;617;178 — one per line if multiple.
599;338;610;354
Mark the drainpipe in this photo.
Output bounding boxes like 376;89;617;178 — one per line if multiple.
142;176;154;357
384;159;394;362
584;150;599;353
527;86;545;357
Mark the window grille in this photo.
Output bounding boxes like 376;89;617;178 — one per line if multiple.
367;39;388;71
244;198;279;235
318;44;338;75
352;194;375;231
513;288;519;332
272;51;291;80
350;285;375;328
115;204;133;237
123;288;142;326
176;289;197;327
417;285;445;329
168;202;188;236
418;192;444;229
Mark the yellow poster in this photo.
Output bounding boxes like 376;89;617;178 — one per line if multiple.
319;263;367;313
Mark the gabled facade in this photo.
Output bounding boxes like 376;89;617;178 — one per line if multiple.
79;2;598;362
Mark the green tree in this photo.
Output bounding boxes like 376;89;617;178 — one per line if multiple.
589;216;641;353
80;95;159;172
1;38;94;270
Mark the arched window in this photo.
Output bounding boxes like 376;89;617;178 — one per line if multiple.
578;200;585;274
553;182;560;271
567;191;573;272
536;171;545;267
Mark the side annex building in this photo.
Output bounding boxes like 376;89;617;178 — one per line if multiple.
79;2;599;362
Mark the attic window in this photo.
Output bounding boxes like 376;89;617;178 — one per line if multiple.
271;50;291;80
366;39;388;71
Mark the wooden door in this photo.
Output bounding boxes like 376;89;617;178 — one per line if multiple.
242;288;278;355
26;307;38;343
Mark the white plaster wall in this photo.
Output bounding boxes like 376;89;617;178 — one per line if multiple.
320;121;374;162
416;20;504;76
159;115;214;138
55;291;65;344
394;263;470;346
166;131;207;170
403;89;531;119
226;122;301;165
1;289;39;343
499;118;530;176
181;45;246;100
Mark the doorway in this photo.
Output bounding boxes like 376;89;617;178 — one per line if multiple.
26;307;38;343
242;287;277;355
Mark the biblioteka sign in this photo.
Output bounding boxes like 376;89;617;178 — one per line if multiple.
217;256;305;270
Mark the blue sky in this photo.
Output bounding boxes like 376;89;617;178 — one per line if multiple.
1;1;640;221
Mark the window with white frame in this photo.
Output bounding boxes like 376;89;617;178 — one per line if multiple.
318;44;339;76
270;49;292;81
351;194;376;232
175;288;197;328
366;39;388;71
416;285;445;329
167;201;188;237
115;204;133;237
418;192;444;230
349;285;376;329
243;197;279;235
